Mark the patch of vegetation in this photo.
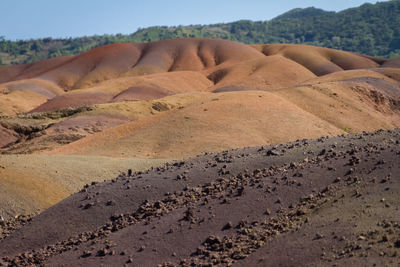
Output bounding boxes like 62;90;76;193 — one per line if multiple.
0;121;49;135
46;133;85;145
19;106;93;120
152;101;173;112
1;1;400;65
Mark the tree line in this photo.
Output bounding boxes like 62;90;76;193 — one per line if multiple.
1;0;399;65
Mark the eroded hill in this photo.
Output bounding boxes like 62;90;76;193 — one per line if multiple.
0;38;400;217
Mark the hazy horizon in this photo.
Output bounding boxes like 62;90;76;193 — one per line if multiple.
1;0;390;41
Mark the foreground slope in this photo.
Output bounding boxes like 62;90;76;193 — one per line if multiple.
0;129;399;266
0;155;166;218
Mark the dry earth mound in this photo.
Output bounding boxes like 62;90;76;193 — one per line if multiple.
1;39;397;116
252;44;382;76
0;38;399;217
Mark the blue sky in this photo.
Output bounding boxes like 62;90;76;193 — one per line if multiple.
1;0;390;40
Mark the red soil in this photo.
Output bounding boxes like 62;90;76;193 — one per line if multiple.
382;57;400;68
0;39;398;115
0;126;17;148
112;86;172;102
0;39;399;266
30;92;113;113
252;44;383;76
0;56;73;84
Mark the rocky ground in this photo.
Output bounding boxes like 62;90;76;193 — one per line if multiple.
0;214;34;241
0;129;399;266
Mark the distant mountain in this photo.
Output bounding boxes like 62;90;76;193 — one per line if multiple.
1;0;399;65
273;7;333;19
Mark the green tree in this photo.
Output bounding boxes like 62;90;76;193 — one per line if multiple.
1;0;400;65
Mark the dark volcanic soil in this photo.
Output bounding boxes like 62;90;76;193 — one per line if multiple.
0;129;399;266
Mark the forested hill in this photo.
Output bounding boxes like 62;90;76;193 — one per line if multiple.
1;0;399;65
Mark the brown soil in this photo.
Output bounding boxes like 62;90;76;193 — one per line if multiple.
112;86;172;102
0;155;166;218
0;129;399;266
0;126;18;148
0;39;399;261
30;92;114;113
252;44;381;76
1;39;396;116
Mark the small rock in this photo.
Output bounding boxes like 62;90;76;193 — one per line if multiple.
237;186;245;196
96;249;107;257
296;208;306;216
83;202;94;209
358;235;366;241
266;149;281;156
315;233;324;240
106;200;114;206
81;250;92;258
204;235;222;245
333;177;341;183
222;222;233;231
345;168;354;175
